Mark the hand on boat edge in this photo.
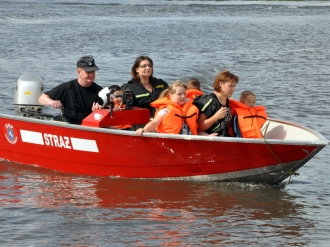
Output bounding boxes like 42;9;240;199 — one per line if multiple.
136;128;146;136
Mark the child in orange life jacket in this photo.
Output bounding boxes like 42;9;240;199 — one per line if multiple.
108;85;132;130
229;91;268;138
185;78;204;99
136;80;199;136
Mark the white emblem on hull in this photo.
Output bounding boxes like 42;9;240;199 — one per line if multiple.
19;129;99;153
4;123;18;144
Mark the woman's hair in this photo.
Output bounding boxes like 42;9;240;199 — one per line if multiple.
159;80;186;99
186;78;201;90
131;56;154;81
213;70;239;92
240;91;256;102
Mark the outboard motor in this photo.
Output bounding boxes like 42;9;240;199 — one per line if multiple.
13;73;46;119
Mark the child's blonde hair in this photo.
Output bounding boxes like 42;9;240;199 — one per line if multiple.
240;91;256;102
159;80;186;98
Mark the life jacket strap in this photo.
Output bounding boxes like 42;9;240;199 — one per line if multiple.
243;115;267;120
174;112;197;119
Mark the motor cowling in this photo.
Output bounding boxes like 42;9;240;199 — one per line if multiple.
13;73;45;117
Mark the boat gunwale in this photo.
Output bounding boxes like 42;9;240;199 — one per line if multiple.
1;113;328;146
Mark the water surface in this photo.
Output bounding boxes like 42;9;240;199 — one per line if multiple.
0;1;329;246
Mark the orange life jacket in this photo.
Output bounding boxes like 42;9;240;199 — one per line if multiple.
151;97;198;135
186;89;203;99
229;99;268;138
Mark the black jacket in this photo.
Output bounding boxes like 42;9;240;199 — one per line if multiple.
121;77;168;115
193;93;231;136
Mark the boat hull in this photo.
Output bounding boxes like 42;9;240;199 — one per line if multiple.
0;113;328;185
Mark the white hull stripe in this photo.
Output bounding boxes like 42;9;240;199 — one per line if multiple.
70;138;98;152
20;130;44;144
20;130;99;153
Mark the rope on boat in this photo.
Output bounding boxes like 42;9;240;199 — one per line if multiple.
262;122;299;185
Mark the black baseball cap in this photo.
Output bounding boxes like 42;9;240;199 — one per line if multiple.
77;56;99;72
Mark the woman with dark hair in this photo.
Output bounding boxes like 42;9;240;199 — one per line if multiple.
121;56;168;116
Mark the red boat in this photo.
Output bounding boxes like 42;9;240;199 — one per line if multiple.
1;73;328;185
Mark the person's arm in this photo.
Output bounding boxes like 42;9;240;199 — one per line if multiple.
38;93;63;109
197;107;227;131
136;113;164;136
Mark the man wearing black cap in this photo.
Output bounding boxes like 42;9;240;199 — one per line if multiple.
38;56;103;124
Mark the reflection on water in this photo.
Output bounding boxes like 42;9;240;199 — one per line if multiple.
0;161;315;246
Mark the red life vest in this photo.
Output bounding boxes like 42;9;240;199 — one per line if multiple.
151;97;199;135
229;99;268;138
186;89;203;99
